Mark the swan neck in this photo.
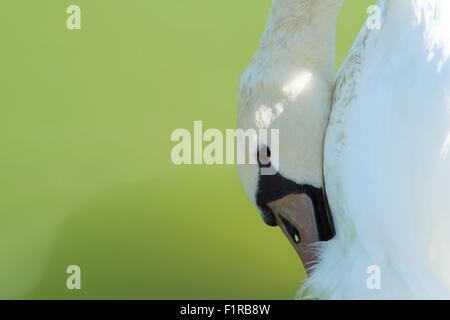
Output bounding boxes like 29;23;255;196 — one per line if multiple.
257;0;343;71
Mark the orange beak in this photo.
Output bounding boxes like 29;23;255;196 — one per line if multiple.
267;193;322;275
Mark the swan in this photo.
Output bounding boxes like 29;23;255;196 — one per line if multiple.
237;0;450;299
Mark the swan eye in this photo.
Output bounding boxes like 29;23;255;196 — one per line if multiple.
257;145;271;167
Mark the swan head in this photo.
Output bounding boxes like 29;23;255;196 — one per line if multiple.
236;0;343;273
237;65;335;272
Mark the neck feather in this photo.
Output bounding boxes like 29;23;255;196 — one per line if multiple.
258;0;343;70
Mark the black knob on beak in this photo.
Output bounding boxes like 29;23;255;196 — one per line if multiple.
255;145;334;239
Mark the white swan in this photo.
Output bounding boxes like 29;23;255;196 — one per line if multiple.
237;0;450;299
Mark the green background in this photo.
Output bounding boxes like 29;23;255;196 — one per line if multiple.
0;0;373;299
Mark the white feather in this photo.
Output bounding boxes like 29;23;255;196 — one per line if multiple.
238;0;450;299
309;0;450;299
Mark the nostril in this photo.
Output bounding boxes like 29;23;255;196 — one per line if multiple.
280;216;301;244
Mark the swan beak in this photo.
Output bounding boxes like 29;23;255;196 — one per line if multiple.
267;193;320;274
